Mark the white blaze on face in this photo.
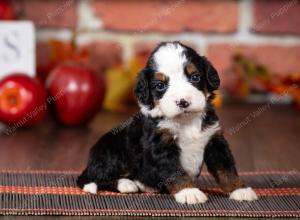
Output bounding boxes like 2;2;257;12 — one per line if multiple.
153;43;206;118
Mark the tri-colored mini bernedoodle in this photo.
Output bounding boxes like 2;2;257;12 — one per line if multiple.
77;41;258;204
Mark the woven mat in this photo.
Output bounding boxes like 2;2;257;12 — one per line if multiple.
0;170;299;217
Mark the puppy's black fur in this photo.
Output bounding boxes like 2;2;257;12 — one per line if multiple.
77;42;248;199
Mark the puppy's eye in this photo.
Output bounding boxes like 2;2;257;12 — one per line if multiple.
190;73;201;83
155;81;167;92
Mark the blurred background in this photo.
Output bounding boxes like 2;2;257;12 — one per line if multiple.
0;0;299;172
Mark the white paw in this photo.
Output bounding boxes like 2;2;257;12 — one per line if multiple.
174;188;208;204
230;187;258;201
83;182;97;194
117;178;139;193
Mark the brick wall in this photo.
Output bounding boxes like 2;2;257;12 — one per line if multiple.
13;0;300;88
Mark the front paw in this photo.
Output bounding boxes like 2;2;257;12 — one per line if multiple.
230;187;258;201
174;188;208;204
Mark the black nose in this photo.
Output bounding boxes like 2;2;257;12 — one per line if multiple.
176;99;190;108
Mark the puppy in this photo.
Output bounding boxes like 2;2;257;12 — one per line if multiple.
77;41;258;204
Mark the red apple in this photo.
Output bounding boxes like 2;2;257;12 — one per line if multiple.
0;74;47;127
46;63;106;125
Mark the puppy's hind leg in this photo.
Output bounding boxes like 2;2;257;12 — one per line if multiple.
77;159;123;194
77;168;90;188
77;169;121;194
77;169;98;194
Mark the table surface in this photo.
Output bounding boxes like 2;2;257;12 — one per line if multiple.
1;103;300;220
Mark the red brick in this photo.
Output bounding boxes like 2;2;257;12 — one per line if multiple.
14;0;77;28
92;0;237;33
254;0;300;35
80;41;122;73
207;44;300;88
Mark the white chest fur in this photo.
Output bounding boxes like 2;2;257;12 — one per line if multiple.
158;115;220;177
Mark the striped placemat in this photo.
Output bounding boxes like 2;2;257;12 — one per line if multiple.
0;170;299;217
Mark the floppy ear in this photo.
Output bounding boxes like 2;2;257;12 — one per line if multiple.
134;69;153;107
202;56;220;91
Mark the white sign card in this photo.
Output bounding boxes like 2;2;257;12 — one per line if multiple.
0;21;35;79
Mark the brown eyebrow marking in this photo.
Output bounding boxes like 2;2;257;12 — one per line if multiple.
155;72;167;81
185;63;197;75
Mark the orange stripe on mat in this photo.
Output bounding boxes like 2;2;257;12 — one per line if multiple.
1;186;299;197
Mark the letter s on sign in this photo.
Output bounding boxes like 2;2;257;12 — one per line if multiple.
1;31;21;62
